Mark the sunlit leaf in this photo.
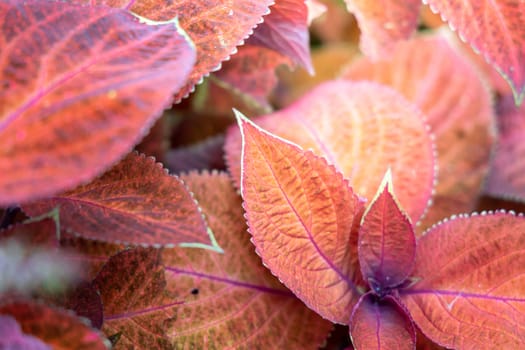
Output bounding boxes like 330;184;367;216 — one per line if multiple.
349;294;415;350
401;212;525;349
237;112;365;323
248;0;313;73
358;170;415;291
343;0;420;59
0;0;196;205
342;34;494;231
226;81;435;223
424;0;525;105
485;94;525;200
23;152;219;250
0;300;110;349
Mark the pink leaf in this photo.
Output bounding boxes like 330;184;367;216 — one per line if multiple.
343;0;421;59
23;153;218;249
0;315;49;350
237;111;366;324
248;0;313;73
401;212;525;349
350;294;416;350
0;0;196;205
485;94;525;200
342;33;494;231
358;170;416;291
226;81;435;223
425;0;525;105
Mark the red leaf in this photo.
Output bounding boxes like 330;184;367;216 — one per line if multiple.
0;0;195;206
358;170;416;291
401;212;525;349
0;315;49;350
90;0;275;100
237;111;365;324
248;0;313;73
486;94;525;200
350;294;416;350
425;0;525;105
64;281;104;329
94;247;173;349
214;45;291;107
226;81;435;223
23;152;219;249
343;0;420;59
0;300;110;349
165;171;333;348
342;34;494;231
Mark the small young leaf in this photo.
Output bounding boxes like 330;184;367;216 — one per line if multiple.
425;0;525;105
0;0;196;205
0;300;110;349
342;34;494;231
344;0;420;59
358;170;416;291
485;94;525;200
350;294;416;350
226;81;435;223
23;152;219;250
248;0;313;74
237;111;366;324
401;212;525;349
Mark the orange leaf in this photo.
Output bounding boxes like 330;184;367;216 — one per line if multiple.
401;212;525;349
23;153;219;249
0;300;110;349
0;0;195;205
425;0;525;105
342;34;495;231
165;171;333;348
226;81;435;223
237;111;366;324
343;0;420;59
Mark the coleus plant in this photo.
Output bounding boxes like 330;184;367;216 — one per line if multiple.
236;112;525;349
1;0;525;349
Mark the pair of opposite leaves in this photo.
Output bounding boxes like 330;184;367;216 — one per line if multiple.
236;111;525;349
